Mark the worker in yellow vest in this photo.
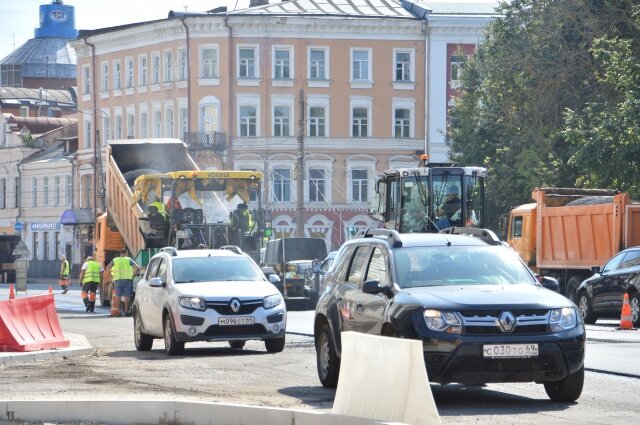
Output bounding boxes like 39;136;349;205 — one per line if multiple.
107;249;140;317
78;255;103;313
59;255;71;294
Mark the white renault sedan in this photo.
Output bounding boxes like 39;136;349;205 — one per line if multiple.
132;246;286;355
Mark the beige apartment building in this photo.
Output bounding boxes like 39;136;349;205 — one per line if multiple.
71;0;497;251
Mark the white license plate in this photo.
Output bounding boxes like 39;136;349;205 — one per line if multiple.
483;344;539;358
218;316;255;326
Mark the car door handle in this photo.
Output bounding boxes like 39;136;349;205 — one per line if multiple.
356;303;363;311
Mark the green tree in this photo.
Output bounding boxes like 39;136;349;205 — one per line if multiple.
448;0;640;229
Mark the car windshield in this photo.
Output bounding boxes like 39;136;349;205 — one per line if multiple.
172;256;265;283
393;245;534;288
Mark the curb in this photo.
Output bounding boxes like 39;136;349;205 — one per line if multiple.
0;333;93;364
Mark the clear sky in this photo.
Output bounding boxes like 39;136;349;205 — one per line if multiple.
0;0;252;61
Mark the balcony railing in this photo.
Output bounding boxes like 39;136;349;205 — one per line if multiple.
182;132;226;152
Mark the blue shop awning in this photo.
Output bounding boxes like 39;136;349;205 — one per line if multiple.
60;208;94;225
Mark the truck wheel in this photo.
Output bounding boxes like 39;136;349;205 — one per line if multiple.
134;310;153;351
316;324;340;388
630;292;640;327
577;292;597;324
565;276;582;303
163;314;185;356
265;336;285;353
99;284;111;307
543;365;584;402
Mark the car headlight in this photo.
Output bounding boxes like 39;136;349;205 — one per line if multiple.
549;307;578;331
423;309;462;334
179;296;206;311
263;294;282;309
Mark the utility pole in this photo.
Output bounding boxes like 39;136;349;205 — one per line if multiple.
296;89;305;237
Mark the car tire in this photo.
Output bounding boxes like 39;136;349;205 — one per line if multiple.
265;336;285;353
543;365;584;402
316;324;340;388
630;292;640;327
565;276;582;303
163;314;185;355
229;340;246;350
577;292;597;324
134;310;153;351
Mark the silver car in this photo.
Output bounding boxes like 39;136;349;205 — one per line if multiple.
132;246;286;355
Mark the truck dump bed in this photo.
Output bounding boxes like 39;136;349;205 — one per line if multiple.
535;189;640;270
105;139;198;255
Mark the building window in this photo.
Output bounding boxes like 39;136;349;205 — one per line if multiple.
0;178;5;209
450;55;466;88
239;47;256;78
82;65;90;94
179;107;188;138
33;232;39;261
273;106;290;137
164;51;173;82
395;51;411;81
65;175;71;205
352;107;368;138
84;119;92;148
113;60;121;90
55;232;61;260
82;174;92;209
139;55;148;86
178;49;187;81
309;49;326;80
44;231;50;260
239;106;256;137
140;111;148;138
152;53;160;84
126;57;134;88
394;108;411;138
308;168;326;202
102;116;110;145
54;176;61;206
165;107;174;137
274;48;290;79
352;49;369;81
309;107;325;137
101;62;109;91
200;47;218;78
273;168;291;202
351;169;368;202
15;177;21;208
32;177;38;207
127;113;135;138
114;115;122;139
153;110;162;137
43;177;49;206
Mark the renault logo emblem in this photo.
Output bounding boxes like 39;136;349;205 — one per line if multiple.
230;298;241;313
498;311;516;332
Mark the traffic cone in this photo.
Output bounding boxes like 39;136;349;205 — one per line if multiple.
9;283;15;299
618;293;635;330
48;285;53;294
110;289;120;317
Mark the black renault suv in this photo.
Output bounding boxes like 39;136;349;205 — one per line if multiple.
314;228;585;402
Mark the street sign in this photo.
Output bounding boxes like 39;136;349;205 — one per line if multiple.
13;222;24;232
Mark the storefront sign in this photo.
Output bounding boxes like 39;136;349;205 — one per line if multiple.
30;223;61;231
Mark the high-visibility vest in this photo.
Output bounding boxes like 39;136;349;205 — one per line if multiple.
112;257;134;280
83;260;101;283
61;260;70;277
151;201;168;219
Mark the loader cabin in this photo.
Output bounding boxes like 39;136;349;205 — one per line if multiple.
375;157;487;233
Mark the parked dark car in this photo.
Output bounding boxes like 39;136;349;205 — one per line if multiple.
314;228;585;402
577;247;640;326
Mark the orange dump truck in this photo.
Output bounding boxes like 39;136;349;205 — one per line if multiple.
506;187;640;301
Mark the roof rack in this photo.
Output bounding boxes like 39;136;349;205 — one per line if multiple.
355;228;403;248
160;246;178;256
438;227;502;245
219;245;243;255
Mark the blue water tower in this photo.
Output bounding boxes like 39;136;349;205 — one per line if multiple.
35;0;78;39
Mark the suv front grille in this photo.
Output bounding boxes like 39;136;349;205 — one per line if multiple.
206;299;262;315
459;309;551;335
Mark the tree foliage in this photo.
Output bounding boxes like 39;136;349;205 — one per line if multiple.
448;0;640;229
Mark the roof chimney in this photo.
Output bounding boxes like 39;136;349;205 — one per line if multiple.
249;0;269;7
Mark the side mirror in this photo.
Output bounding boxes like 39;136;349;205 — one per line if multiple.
362;280;384;295
269;274;281;284
590;265;601;274
149;277;165;287
539;276;560;292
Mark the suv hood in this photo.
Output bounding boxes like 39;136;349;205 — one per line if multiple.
175;281;279;299
402;284;572;310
